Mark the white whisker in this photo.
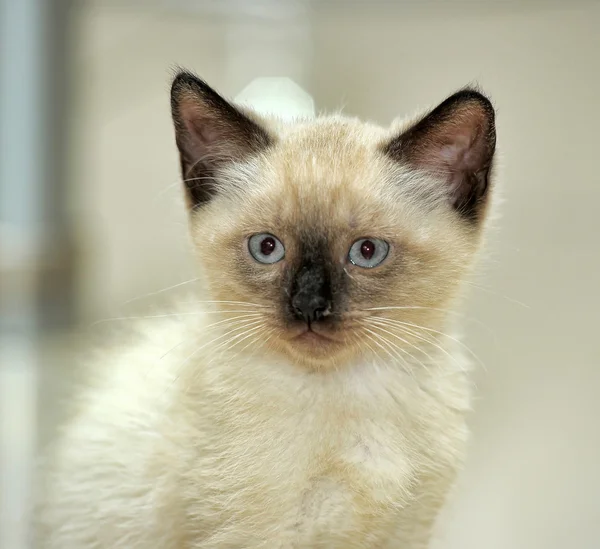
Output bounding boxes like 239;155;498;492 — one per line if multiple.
364;325;428;374
366;317;465;372
173;319;265;382
91;310;266;326
364;318;436;364
210;324;265;358
363;305;496;342
237;325;277;357
372;317;484;371
178;300;271;309
159;313;265;360
461;280;531;309
122;278;202;305
361;327;417;380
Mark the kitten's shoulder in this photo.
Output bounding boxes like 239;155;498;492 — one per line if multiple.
56;303;206;427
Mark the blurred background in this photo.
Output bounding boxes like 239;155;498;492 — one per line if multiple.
1;0;599;547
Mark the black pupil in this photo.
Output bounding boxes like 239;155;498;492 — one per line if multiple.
261;237;276;256
360;240;375;260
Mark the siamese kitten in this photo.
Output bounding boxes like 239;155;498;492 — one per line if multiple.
37;72;496;548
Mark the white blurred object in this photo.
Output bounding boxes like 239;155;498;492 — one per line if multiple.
234;77;315;121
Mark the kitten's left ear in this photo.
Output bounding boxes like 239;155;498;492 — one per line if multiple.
171;71;273;207
383;89;496;222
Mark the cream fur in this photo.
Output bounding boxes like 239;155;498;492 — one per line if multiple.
36;94;494;548
37;314;472;548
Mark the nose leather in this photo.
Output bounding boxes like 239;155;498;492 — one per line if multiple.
290;263;332;324
291;293;330;323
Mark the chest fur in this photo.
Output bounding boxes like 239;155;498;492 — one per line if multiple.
179;372;453;547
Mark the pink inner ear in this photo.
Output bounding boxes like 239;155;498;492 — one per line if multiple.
439;140;468;168
419;109;489;179
438;131;482;174
171;71;274;205
177;92;268;167
187;116;219;149
180;105;237;165
180;97;214;144
384;89;495;218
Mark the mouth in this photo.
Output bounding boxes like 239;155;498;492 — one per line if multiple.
275;323;350;366
292;327;334;343
287;323;344;351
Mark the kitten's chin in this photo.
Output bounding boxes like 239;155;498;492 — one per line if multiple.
292;329;334;345
277;326;352;369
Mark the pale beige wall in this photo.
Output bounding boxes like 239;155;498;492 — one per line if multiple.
68;3;314;320
67;2;600;548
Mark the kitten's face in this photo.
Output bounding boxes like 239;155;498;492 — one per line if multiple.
171;74;496;369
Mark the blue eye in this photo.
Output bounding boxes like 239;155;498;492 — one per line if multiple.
348;238;389;268
248;233;285;264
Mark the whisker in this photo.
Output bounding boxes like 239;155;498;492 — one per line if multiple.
91;310;266;326
363;324;429;374
210;323;266;357
361;329;415;381
361;327;397;362
237;325;278;357
364;318;436;364
153;171;227;204
262;327;277;349
235;330;268;357
371;332;416;381
461;280;531;309
159;313;265;360
363;305;496;343
152;179;186;202
172;319;265;381
364;305;481;323
149;316;267;384
178;300;271;309
398;320;484;369
343;267;358;282
198;323;269;379
358;335;379;364
366;317;465;372
360;330;389;364
371;317;485;371
122;277;202;305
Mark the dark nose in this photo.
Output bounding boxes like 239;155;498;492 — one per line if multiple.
291;293;331;324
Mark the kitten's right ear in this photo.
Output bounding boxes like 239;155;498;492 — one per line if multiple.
170;71;273;207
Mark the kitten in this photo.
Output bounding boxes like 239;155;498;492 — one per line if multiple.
36;71;496;548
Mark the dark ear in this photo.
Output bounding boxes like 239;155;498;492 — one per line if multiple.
383;89;496;222
170;71;273;207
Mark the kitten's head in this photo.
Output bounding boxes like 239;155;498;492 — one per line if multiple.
171;72;496;370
